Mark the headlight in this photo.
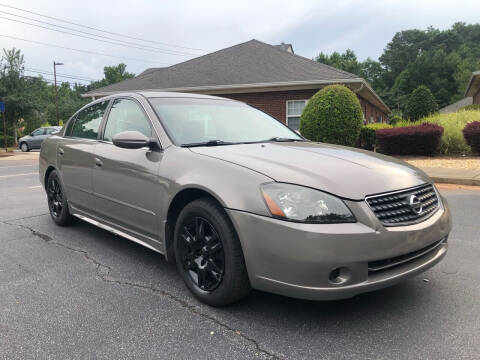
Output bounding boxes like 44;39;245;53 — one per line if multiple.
261;183;355;223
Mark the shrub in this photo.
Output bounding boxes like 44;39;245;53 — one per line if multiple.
0;135;16;147
388;113;403;125
376;123;444;156
406;85;438;121
421;110;480;154
358;123;392;150
460;104;480;111
463;121;480;154
299;85;363;146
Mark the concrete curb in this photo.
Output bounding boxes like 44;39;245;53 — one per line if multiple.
419;167;480;187
431;176;480;186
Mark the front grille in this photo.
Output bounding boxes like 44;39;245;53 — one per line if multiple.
368;239;445;272
365;184;439;226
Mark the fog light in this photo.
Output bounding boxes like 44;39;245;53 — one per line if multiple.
328;267;351;285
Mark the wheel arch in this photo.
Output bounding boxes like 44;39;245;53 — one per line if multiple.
44;165;56;188
164;187;233;262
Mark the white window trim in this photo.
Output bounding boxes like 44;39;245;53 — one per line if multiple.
286;99;308;128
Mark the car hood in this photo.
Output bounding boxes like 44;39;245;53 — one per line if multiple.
189;142;431;200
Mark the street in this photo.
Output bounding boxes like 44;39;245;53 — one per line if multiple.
1;159;479;359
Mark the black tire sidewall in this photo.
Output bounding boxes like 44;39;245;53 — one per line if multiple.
21;143;29;152
47;170;73;226
174;199;247;306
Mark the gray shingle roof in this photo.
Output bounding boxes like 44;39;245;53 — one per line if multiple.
84;39;360;96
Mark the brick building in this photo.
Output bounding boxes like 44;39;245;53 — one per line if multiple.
84;40;390;130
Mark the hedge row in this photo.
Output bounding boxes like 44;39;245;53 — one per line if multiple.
357;123;392;151
376;123;444;156
463;121;480;154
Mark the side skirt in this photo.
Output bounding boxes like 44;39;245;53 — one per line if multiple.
72;212;164;255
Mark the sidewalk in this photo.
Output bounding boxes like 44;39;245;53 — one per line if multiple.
402;156;480;186
418;167;480;186
0;151;40;161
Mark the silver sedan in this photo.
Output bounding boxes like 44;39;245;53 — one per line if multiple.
39;92;451;306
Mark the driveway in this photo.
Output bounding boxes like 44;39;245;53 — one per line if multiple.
1;159;479;359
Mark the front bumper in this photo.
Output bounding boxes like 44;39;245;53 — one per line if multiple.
227;195;451;301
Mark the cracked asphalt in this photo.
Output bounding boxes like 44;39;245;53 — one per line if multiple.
1;159;479;359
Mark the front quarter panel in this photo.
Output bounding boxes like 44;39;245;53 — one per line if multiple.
158;146;273;222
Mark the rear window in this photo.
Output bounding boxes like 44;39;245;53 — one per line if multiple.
70;101;109;139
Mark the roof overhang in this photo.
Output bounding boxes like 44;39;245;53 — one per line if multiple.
465;71;480;97
83;78;390;113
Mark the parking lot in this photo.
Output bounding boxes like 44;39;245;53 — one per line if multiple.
1;158;479;359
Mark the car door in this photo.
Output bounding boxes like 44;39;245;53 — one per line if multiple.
30;128;45;148
57;100;110;213
92;97;162;242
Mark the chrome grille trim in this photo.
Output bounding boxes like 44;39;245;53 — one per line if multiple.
365;183;440;226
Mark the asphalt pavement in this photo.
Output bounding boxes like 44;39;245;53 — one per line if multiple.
1;159;479;359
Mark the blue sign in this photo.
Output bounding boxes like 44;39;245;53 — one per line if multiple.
0;102;4;113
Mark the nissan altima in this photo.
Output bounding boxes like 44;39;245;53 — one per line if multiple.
39;92;451;306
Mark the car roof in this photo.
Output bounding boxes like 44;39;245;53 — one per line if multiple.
106;91;236;101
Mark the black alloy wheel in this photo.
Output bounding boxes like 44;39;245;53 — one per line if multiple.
47;176;63;219
178;216;225;291
46;170;74;226
174;198;251;306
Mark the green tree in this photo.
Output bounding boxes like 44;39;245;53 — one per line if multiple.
406;85;438;121
88;63;135;90
299;85;363;146
315;49;362;75
0;48;37;143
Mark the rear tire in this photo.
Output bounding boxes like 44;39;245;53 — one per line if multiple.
46;170;74;226
20;142;29;152
174;198;251;306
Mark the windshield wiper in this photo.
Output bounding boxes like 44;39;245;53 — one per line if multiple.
181;140;236;147
266;137;305;142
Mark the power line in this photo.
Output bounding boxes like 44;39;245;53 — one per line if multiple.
0;3;207;52
0;12;199;57
24;75;87;85
24;68;97;82
0;34;171;65
25;67;97;81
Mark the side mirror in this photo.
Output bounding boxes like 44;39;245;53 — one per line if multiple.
30;132;35;137
112;131;158;150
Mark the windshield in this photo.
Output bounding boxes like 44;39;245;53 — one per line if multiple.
149;97;303;146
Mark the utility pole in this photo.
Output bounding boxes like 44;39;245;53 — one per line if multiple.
2;111;6;152
53;61;64;125
0;101;5;152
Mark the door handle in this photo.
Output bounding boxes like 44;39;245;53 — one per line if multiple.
94;157;103;167
58;147;64;156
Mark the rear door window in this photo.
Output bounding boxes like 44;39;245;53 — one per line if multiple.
70;101;109;139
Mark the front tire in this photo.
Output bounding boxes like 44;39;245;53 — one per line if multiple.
20;142;29;152
46;170;74;226
174;198;251;306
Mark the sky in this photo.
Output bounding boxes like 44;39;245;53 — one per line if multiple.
0;0;479;85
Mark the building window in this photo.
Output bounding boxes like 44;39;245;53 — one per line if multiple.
286;100;307;131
